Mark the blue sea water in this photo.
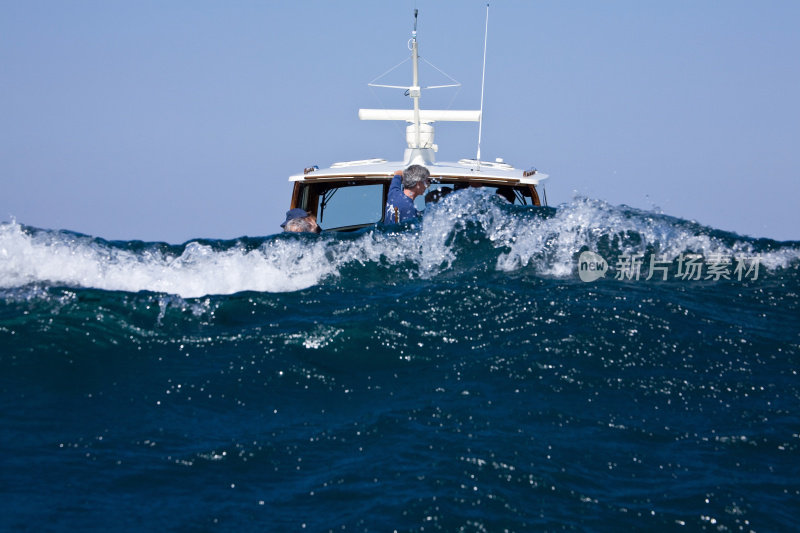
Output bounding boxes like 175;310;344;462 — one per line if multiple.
1;193;799;531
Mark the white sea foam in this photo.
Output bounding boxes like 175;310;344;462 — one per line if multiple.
0;222;333;297
0;219;454;297
1;198;797;297
490;196;799;274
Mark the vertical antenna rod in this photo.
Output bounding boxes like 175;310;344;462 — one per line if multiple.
476;3;489;167
411;9;422;149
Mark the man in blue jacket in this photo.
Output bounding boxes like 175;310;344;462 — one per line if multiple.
383;165;431;225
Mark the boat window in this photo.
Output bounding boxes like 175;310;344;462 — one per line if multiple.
419;184;455;210
316;184;384;230
420;183;530;207
414;193;426;212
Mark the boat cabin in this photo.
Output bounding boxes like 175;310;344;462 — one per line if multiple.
289;157;547;232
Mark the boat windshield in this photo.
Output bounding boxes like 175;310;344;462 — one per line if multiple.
317;183;385;230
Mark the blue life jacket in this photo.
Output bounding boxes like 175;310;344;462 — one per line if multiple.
383;174;419;225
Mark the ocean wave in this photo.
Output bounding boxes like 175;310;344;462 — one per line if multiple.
2;194;798;298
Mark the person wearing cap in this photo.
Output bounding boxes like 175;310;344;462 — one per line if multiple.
383;164;431;225
281;208;321;234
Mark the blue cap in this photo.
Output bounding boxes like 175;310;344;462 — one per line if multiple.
281;208;309;228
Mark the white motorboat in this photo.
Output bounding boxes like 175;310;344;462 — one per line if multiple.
286;9;550;232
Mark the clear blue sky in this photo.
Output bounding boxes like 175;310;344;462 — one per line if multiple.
2;1;799;243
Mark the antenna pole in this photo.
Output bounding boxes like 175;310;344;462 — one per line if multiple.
476;3;489;168
411;9;421;149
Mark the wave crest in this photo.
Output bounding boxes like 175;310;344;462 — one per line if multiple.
2;194;798;297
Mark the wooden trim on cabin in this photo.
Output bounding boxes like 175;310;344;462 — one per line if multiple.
290;183;319;215
290;183;302;209
306;187;319;217
528;184;541;206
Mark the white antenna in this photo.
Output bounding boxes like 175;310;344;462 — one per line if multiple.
411;9;422;151
360;9;482;165
476;3;490;169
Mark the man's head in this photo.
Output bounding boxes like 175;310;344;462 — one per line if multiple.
284;216;320;233
402;165;431;198
281;208;321;233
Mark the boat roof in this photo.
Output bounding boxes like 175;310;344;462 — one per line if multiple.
290;156;549;186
